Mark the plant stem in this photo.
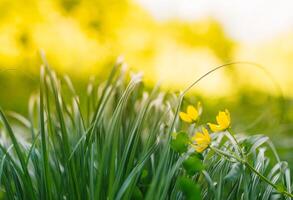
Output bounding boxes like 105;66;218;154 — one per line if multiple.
210;146;243;162
210;146;293;198
227;128;244;158
245;161;293;198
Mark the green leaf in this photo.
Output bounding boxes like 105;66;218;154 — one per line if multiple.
178;177;201;200
183;154;204;176
141;169;148;179
131;186;143;200
171;131;189;154
276;183;286;193
191;152;204;161
224;163;241;182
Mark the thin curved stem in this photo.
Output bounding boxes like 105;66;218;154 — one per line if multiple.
210;146;244;163
245;161;293;198
227;128;245;158
209;146;293;198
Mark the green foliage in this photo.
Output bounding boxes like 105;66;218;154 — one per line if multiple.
171;132;189;154
131;187;143;200
183;154;204;176
178;177;201;200
223;163;241;181
0;62;183;199
201;133;293;200
0;61;292;200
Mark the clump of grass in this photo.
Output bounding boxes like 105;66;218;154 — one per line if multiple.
0;60;292;200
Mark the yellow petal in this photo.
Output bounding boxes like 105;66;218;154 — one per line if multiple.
202;127;209;135
193;132;204;139
194;136;207;144
190;143;204;153
208;123;224;132
194;144;208;153
193;130;211;146
187;106;199;121
215;110;231;130
216;111;225;125
179;112;192;123
202;128;211;143
191;128;211;153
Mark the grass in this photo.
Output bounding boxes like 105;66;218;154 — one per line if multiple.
0;59;292;200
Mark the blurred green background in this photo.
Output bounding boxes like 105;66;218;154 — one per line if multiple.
0;0;292;167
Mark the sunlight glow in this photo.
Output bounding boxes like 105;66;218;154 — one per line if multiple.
137;0;293;43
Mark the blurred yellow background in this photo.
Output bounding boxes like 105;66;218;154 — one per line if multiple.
1;0;292;97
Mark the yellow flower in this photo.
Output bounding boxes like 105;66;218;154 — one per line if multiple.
208;109;231;132
179;102;202;123
191;127;211;153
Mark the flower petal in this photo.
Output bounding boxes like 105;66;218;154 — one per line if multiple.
191;128;211;153
194;131;210;145
215;110;231;130
194;144;208;153
179;112;192;123
208;123;223;132
187;106;199;121
202;128;211;143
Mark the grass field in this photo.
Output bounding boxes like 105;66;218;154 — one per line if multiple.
0;60;292;200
